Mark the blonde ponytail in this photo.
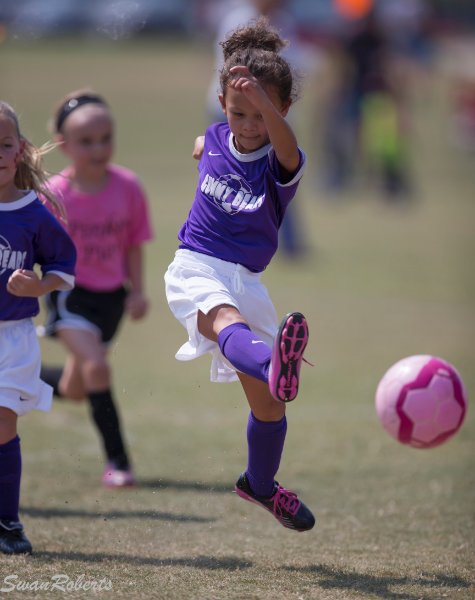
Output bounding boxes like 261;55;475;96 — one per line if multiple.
0;101;66;220
15;137;66;220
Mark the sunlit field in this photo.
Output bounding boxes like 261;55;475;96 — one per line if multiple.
2;36;475;599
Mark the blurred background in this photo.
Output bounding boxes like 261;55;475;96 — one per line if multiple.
1;0;475;40
2;0;474;429
1;3;474;595
2;0;474;421
2;0;475;207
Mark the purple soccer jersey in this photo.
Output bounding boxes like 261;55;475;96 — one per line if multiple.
0;192;76;321
178;122;306;272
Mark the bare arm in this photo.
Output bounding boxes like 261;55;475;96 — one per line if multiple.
125;244;148;320
229;65;300;174
192;136;205;161
7;270;66;298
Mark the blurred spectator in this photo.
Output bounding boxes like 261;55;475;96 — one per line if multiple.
318;3;425;198
206;0;313;258
376;0;432;63
451;77;475;152
445;36;475;152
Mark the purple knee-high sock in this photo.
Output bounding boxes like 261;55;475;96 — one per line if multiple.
246;412;287;498
0;436;21;522
218;322;271;383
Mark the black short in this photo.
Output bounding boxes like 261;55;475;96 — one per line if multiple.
43;285;127;343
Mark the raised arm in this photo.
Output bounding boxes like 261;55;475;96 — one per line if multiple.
229;65;300;175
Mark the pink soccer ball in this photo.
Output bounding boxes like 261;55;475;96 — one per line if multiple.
375;355;468;448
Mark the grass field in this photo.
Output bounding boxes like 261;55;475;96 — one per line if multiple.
2;36;475;599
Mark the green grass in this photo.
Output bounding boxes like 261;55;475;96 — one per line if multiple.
2;36;475;599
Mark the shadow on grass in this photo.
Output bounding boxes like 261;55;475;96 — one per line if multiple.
35;551;252;571
284;564;470;599
21;505;213;523
136;478;232;493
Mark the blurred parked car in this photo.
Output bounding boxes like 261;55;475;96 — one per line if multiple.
8;0;92;38
4;0;473;41
6;0;193;39
87;0;192;39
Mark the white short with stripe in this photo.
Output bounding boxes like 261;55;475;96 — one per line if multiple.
0;319;52;416
164;249;278;383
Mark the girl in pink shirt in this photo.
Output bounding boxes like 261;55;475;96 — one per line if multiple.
41;89;153;488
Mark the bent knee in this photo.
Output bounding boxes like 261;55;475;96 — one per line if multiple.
61;386;87;401
0;406;17;422
82;359;111;385
199;305;247;341
252;398;286;422
0;407;18;442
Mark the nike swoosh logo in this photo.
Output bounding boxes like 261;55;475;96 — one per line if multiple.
19;397;29;402
251;340;265;344
208;151;221;156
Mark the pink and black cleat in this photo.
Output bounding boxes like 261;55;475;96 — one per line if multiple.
235;472;315;532
268;312;309;403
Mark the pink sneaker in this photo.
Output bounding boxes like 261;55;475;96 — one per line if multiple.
269;312;309;403
102;463;135;488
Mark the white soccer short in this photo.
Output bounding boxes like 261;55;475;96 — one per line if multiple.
0;319;52;416
164;249;278;383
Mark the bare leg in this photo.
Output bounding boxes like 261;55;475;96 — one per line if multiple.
197;304;246;342
0;408;17;445
56;329;130;476
57;329;110;392
57;354;87;400
237;372;285;421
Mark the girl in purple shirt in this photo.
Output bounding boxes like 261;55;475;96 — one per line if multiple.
165;18;315;532
0;101;76;555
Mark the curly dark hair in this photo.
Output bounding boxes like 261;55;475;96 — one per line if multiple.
219;17;298;105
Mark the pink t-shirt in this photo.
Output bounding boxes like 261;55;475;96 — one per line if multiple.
47;164;153;291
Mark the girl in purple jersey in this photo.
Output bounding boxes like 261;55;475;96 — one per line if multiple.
165;19;314;532
0;101;76;554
